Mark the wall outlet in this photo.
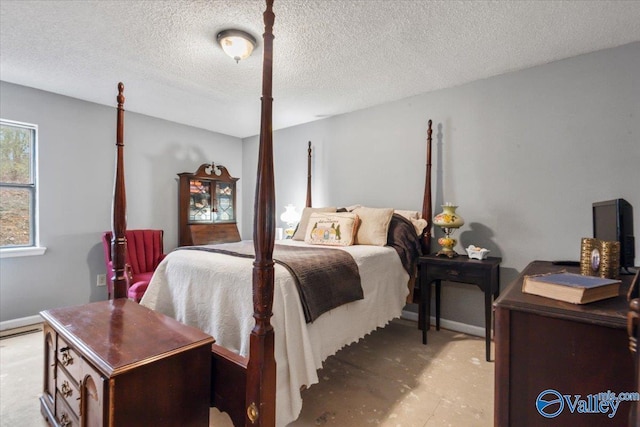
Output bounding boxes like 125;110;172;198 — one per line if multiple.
97;274;106;287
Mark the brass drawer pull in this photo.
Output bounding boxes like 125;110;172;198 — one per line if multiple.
60;348;74;366
61;380;73;398
60;413;71;427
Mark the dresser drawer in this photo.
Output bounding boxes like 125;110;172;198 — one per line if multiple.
57;335;82;381
57;365;81;416
55;390;79;427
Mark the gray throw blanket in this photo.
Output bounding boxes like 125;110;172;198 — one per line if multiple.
178;241;363;323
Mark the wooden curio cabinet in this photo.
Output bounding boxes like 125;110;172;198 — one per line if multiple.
178;163;241;246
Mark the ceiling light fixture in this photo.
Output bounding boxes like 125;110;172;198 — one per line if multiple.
216;29;257;63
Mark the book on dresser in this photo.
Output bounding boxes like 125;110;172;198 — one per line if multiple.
521;272;621;304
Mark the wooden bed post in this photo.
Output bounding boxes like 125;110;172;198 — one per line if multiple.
421;119;433;255
246;1;276;426
111;82;128;299
306;141;312;208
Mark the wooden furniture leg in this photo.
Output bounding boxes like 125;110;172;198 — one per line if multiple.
435;279;441;330
421;268;430;344
484;286;492;361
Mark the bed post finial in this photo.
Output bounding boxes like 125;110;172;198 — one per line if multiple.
306;141;312;208
421;119;433;255
111;82;128;299
116;83;125;148
247;0;277;426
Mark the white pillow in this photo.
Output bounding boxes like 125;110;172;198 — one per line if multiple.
352;206;394;246
292;207;337;240
304;212;360;246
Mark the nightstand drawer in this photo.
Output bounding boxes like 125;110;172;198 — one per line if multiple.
57;365;80;417
57;335;81;381
426;264;487;283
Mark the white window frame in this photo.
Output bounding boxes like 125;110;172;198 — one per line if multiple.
0;119;46;258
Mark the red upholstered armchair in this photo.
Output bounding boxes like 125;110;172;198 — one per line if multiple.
101;229;167;302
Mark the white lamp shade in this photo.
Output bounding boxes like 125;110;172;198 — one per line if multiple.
217;30;256;62
280;204;301;225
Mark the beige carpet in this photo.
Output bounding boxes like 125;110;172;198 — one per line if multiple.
0;327;49;427
1;319;493;427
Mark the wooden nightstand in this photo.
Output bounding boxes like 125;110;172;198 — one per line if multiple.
39;299;214;427
418;254;501;361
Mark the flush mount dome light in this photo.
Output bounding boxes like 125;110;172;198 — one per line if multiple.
217;29;257;63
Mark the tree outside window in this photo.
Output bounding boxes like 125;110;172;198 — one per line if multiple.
0;120;37;248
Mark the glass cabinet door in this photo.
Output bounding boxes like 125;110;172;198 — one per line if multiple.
189;180;212;222
214;182;235;222
178;164;241;246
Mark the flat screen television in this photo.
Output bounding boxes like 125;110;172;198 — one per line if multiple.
593;198;635;269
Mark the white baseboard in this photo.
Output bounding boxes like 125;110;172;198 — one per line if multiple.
401;309;484;338
0;315;43;332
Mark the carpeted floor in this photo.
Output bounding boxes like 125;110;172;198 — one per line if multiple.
1;326;48;427
1;319;493;427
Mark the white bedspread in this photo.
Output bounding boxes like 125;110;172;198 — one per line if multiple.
140;239;409;426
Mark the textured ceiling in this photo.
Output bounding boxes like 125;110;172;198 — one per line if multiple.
1;1;640;138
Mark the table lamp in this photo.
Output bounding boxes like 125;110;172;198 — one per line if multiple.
280;204;301;239
433;203;464;257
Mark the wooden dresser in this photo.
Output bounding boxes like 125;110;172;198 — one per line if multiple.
494;261;636;426
40;299;214;427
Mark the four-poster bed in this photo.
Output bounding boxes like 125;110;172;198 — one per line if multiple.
107;1;435;426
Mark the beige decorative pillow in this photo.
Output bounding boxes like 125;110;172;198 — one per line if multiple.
410;218;428;236
292;207;337;240
304;212;360;246
394;209;420;220
352;207;394;246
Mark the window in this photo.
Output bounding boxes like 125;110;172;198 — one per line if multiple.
0;119;45;257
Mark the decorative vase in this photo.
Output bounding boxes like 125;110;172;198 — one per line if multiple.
433;204;465;257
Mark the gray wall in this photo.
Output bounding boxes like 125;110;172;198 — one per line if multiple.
0;82;243;322
2;42;638;329
243;42;640;328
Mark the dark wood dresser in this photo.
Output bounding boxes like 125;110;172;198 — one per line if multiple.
40;299;214;427
494;261;636;426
